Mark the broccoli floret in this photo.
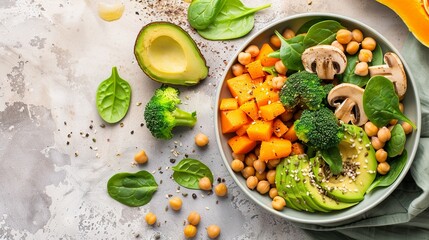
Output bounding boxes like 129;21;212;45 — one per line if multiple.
294;107;344;150
280;71;327;110
144;86;197;139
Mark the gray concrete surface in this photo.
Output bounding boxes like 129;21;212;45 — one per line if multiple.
0;0;408;239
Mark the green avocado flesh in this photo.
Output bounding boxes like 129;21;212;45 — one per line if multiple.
275;124;377;212
134;22;208;86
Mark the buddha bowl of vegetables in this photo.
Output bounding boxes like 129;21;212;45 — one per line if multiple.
215;13;421;224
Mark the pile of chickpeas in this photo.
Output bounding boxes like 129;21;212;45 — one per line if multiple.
364;106;413;175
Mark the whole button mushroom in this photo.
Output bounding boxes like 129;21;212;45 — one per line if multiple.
327;83;368;126
301;45;347;80
368;52;407;99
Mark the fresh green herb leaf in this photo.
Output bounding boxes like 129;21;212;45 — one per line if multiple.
262;66;278;76
196;0;271;40
371;44;384;65
172;158;214;189
363;76;416;128
320;146;343;175
366;150;408;193
96;67;131;123
303;20;344;48
296;18;330;34
385;124;406;157
275;32;305;71
107;170;158;207
188;0;227;30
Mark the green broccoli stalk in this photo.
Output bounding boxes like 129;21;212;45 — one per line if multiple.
144;86;197;139
280;71;327;110
294;107;344;174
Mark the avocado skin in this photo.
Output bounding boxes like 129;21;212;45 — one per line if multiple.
313;124;377;203
134;22;209;86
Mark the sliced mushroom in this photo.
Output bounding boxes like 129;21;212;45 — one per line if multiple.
368;52;407;99
327;83;368;126
301;45;347;80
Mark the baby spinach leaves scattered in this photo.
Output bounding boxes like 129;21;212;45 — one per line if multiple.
172;158;213;189
107;170;158;207
189;0;271;40
188;0;226;30
385;124;406;157
274;33;305;71
303;20;344;48
366;150;408;193
96;67;131;123
296;18;330;35
363;76;416;129
321;146;343;175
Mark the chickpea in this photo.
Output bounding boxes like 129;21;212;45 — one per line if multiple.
377;162;390;175
169;196;183;211
134;150;148;164
145;212;157;225
272;196;286;211
272;76;287;90
282;28;295;39
214;183;228;197
336;29;353;44
255;171;267;181
245;45;260;58
354;62;369;76
331;40;345;52
389;119;398;125
362;37;377;51
346;41;360;55
270;35;281;48
266;169;276;184
254;146;261;157
194;133;209;147
399;103;404;113
267;158;281;169
274;60;287;75
238;52;252;65
246;176;259;190
358;49;373;62
231;159;244;172
232;63;245;77
241;166;255;179
365;122;379;137
232;152;245;161
187;211;201;226
377;127;391;142
351;29;364;42
206;224;221;239
375;149;388;163
269;188;278;199
244;153;257;166
402;122;413;135
184;224;197;238
253;159;266;174
256;180;270;194
371;136;385;150
280;111;294;122
198;176;212;190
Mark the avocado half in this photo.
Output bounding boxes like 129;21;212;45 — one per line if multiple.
134;22;209;86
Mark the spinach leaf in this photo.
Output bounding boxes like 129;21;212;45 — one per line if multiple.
188;0;226;30
296;18;330;34
262;66;278;76
385;124;406;157
96;67;131;123
303;20;344;48
366;150;408;193
107;170;158;207
275;32;305;71
340;44;383;87
267;50;280;59
172;158;214;189
320;146;343;175
363;76;416;128
197;0;271;40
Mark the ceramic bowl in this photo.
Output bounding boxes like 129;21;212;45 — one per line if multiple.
214;13;421;225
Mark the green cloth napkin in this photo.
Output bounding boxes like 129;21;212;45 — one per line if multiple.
297;35;429;239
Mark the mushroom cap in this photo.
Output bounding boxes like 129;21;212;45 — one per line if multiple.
368;52;407;99
301;45;347;80
327;83;368;126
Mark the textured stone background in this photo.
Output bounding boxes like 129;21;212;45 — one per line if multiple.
0;0;407;239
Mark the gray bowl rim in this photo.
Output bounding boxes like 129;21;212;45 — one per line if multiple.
214;12;422;224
